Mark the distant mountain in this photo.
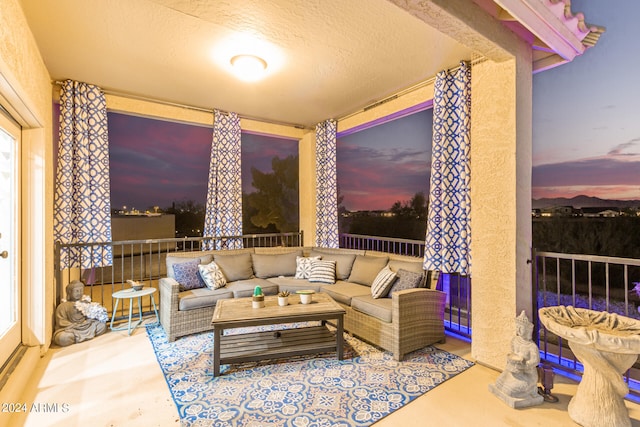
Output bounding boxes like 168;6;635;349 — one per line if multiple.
532;195;640;209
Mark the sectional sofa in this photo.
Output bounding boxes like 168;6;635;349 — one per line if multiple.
159;246;446;361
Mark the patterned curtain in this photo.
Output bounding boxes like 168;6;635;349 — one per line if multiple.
315;119;339;248
203;110;243;250
54;80;112;269
424;61;471;275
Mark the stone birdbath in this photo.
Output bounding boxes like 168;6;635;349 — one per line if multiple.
538;305;640;427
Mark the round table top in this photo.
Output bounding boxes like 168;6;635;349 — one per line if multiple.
112;286;157;299
539;305;640;354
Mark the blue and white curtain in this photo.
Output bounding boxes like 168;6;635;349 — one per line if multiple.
424;61;471;275
54;80;112;269
315;119;339;248
203;110;243;250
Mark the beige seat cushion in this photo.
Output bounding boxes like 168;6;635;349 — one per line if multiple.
320;281;370;305
266;276;324;293
178;287;233;311
351;294;392;323
226;278;278;298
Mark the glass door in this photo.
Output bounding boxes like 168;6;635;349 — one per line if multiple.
0;111;20;367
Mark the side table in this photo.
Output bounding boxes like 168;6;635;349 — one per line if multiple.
110;287;159;335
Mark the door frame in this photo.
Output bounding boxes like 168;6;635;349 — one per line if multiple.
0;65;51;351
0;110;21;366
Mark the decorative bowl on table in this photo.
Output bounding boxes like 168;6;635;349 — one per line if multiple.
126;280;143;291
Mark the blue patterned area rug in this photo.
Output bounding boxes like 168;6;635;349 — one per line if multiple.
146;323;474;426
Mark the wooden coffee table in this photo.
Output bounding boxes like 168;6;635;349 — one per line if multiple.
210;292;346;376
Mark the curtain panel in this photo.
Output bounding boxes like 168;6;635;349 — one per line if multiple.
203;110;243;250
315;119;339;248
54;80;112;269
424;61;472;275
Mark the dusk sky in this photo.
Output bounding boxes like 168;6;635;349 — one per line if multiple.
337;109;432;211
108;112;296;210
531;0;640;201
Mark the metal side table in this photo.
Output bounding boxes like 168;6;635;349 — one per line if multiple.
110;287;159;335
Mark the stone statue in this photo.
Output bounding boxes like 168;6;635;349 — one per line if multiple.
489;310;544;408
53;280;107;346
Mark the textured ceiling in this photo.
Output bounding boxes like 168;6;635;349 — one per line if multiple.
19;0;474;127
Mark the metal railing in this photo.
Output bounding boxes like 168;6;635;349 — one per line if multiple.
339;233;472;337
54;231;472;336
533;249;640;397
54;232;304;320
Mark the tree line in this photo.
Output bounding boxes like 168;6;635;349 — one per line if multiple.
164;155;299;237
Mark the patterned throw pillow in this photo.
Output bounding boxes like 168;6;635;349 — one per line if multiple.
198;261;227;290
295;256;321;279
371;265;397;299
386;268;423;297
172;258;206;291
308;259;337;284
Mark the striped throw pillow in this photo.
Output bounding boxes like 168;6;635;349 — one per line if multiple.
371;265;397;298
295;256;321;279
308;259;336;284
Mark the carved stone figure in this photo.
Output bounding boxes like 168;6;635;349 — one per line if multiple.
53;280;107;346
489;310;544;408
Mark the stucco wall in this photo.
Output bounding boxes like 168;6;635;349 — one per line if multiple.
0;0;54;405
390;0;534;369
470;58;533;369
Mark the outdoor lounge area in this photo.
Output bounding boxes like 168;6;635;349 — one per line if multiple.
4;0;640;426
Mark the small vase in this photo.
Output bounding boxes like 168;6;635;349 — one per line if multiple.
278;296;289;307
252;295;264;308
300;293;313;304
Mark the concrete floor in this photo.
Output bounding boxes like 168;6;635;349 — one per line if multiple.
5;318;640;427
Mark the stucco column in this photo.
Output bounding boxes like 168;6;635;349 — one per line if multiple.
298;130;317;246
470;58;532;369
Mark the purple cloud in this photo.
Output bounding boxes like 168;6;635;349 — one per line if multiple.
607;139;640;156
532;157;640;188
337;141;431;211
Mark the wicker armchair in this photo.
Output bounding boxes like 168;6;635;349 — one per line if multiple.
343;287;446;361
159;277;218;342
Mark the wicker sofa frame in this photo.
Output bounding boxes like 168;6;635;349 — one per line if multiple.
159;247;446;360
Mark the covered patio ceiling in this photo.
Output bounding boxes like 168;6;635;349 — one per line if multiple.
19;0;602;128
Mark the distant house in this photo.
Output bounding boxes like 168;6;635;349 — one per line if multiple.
580;207;621;218
540;206;578;218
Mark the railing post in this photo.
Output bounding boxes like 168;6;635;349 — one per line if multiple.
531;247;540;346
54;240;62;305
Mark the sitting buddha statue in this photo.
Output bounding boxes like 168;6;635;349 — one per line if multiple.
53;280;108;346
489;310;544;408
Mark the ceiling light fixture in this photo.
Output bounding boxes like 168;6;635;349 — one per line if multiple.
230;54;267;82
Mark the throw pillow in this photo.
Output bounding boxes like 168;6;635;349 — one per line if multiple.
371;265;397;299
308;259;337;284
172;258;206;291
165;254;213;280
310;250;357;280
386;268;423;297
198;261;227;290
213;252;254;282
251;251;302;278
295;256;321;279
347;255;389;287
